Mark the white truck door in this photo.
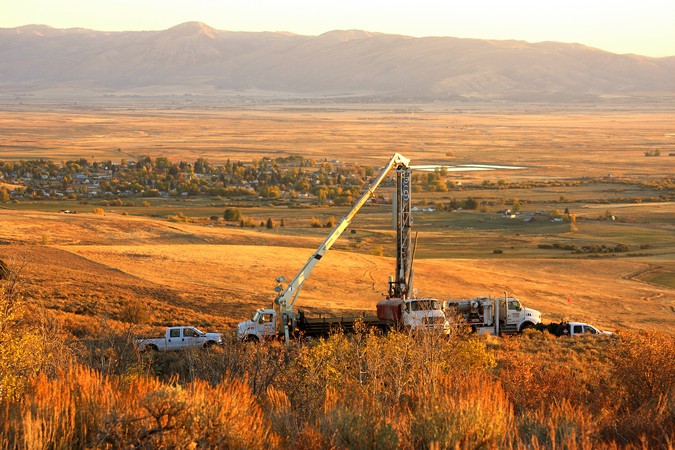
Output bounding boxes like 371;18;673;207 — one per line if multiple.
583;325;598;335
183;327;201;348
167;328;182;350
261;312;276;337
506;299;522;325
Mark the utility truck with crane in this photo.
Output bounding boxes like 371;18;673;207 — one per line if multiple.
237;153;449;342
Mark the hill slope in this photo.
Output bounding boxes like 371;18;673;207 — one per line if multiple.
0;210;671;335
1;22;674;101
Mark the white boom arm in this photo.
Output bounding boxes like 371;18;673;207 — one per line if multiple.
275;153;410;313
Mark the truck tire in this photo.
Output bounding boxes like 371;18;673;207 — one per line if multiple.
148;344;159;352
203;340;217;348
244;335;259;343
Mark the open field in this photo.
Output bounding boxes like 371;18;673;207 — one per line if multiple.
0;207;672;335
0;104;674;337
1;104;674;179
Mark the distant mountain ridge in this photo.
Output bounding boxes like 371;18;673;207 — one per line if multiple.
1;21;674;101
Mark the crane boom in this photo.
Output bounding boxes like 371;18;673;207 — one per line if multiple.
275;153;410;314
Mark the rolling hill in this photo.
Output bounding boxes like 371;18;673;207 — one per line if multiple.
1;21;674;101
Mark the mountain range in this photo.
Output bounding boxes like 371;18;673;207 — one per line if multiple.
1;21;674;101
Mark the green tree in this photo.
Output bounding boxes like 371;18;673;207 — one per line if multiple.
224;208;243;222
463;197;478;210
512;200;521;212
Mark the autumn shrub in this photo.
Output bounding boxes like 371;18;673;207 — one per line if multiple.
239;216;257;227
149;337;289;396
0;277;70;402
315;387;399;449
309;216;322;228
166;212;190;223
0;259;9;279
406;374;514;449
605;330;675;447
254;328;507;448
518;399;598;449
3;300;673;449
0;364;277;449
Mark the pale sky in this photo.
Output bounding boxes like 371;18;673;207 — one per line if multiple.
2;0;675;57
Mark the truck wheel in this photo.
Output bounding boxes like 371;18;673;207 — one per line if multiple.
244;335;259;343
203;341;216;348
519;322;534;332
148;344;159;352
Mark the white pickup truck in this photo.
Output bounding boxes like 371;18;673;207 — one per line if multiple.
135;326;223;351
555;322;613;337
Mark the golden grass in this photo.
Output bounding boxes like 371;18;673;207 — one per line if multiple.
1;327;672;449
0;208;672;334
1;107;673;179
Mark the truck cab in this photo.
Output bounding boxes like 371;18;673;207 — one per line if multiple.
402;298;449;332
238;309;277;342
557;322;613;337
498;297;541;332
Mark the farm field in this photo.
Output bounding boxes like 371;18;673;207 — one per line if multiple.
0;103;673;335
1;102;674;179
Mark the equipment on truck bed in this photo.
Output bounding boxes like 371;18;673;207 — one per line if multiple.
443;294;541;335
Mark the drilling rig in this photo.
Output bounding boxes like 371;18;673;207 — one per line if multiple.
237;153;448;342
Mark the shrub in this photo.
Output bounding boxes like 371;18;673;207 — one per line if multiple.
0;260;9;280
239;216;257;227
224;207;243;222
463;197;478;210
310;217;322;228
167;213;190;223
408;374;512;449
0;365;278;449
607;330;675;447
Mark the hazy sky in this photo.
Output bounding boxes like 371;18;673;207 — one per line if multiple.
3;0;675;57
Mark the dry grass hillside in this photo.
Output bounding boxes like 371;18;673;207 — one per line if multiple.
0;209;671;336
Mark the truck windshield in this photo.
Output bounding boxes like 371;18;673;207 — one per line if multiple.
409;299;441;311
252;311;261;322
